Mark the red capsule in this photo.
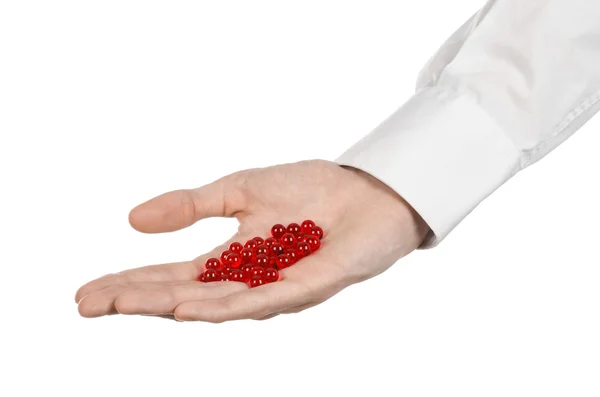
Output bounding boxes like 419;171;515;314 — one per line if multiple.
296;242;311;258
240;264;253;282
276;254;291;269
244;239;258;250
230;270;245;282
286;223;301;235
301;220;316;234
252;266;265;278
204;269;221;282
225;252;242;268
306;236;321;251
285;248;298;264
229;242;244;253
264;268;279;283
253;244;269;258
198;272;206;282
205;258;221;270
240;248;253;264
280;233;297;248
271;224;286;239
220;250;231;264
253;236;265;245
252;254;269;267
270;242;285;257
264;237;278;248
310;226;324;240
249;277;265;288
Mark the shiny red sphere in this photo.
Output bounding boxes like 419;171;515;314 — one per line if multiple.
286;223;301;235
281;233;297;248
276;254;291;269
264;237;278;247
220;250;231;264
253;244;269;258
301;220;316;234
229;270;245;282
240;248;253;264
296;242;311;258
252;266;265;278
310;226;324;240
229;242;244;253
269;242;285;257
249;277;265;288
305;236;321;251
204;269;221;282
205;258;221;270
244;239;258;250
285;248;298;264
198;272;206;282
271;224;286;239
252;254;269;267
225;252;242;269
264;268;279;283
253;236;265;245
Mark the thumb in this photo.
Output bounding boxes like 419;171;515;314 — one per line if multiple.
129;172;247;233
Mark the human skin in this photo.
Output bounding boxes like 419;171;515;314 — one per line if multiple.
75;160;430;322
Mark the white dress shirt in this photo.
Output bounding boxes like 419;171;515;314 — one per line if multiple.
337;0;600;247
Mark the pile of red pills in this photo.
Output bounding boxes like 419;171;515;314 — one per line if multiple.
198;220;324;288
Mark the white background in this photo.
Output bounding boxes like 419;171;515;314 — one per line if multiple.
1;1;599;396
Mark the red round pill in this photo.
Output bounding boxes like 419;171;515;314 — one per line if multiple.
264;268;279;283
253;244;269;258
287;223;301;235
240;248;253;264
244;240;258;250
252;266;265;278
249;277;265;288
252;254;269;267
204;269;221;282
271;224;286;239
296;242;311;258
264;237;278;247
285;248;298;264
205;258;221;270
253;236;265;245
281;233;297;248
270;242;285;257
276;254;291;269
229;242;244;253
230;270;245;282
220;250;231;264
225;252;242;268
310;226;324;240
306;236;321;251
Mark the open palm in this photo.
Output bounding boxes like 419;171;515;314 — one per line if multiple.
75;160;428;322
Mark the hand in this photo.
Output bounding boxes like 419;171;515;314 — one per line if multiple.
75;160;429;322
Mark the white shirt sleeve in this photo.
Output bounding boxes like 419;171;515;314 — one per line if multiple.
336;0;600;247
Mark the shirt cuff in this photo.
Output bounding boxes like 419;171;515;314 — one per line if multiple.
336;87;521;247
